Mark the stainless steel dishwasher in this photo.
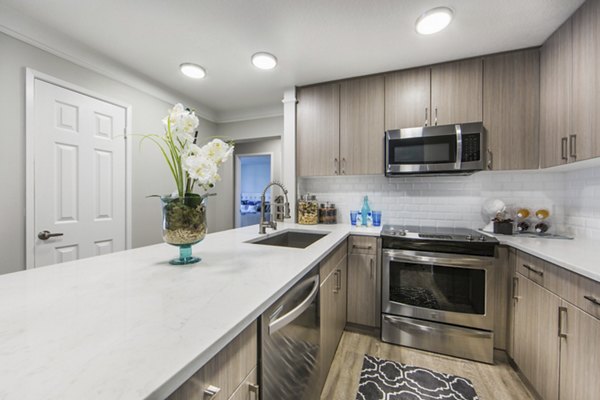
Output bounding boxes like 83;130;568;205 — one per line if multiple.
260;266;320;400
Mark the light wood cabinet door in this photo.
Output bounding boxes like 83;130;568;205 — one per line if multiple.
431;58;483;125
540;19;573;168
319;269;338;391
513;275;560;400
296;84;340;176
228;368;259;400
340;76;385;175
168;321;257;400
347;253;379;327
506;249;517;357
559;302;600;400
334;254;348;343
572;0;600;162
384;67;431;130
483;50;540;170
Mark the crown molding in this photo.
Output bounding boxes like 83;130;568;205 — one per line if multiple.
0;4;218;122
215;103;283;124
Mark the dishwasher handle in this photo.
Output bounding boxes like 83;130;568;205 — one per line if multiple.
269;275;319;335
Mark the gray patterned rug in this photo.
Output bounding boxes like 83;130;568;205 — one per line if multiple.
356;355;479;400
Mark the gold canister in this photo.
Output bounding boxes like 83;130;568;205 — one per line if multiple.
298;194;319;225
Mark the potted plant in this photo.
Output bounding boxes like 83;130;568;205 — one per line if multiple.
143;103;233;264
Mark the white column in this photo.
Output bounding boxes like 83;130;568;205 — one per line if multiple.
282;88;297;222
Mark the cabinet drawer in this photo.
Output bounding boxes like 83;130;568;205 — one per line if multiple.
349;235;377;255
320;240;348;280
168;321;257;400
556;267;600;320
516;251;545;285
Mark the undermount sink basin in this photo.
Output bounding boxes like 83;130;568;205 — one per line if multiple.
248;230;328;249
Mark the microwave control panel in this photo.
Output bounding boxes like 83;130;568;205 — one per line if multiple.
461;133;481;162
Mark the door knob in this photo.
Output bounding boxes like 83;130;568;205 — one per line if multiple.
38;230;64;240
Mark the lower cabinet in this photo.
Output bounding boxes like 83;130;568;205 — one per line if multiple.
347;236;380;327
168;321;258;400
559;302;600;400
513;273;560;400
510;250;600;400
319;240;348;391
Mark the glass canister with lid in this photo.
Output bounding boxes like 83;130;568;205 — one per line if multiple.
298;194;319;225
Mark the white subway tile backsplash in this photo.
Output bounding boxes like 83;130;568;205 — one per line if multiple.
299;166;600;239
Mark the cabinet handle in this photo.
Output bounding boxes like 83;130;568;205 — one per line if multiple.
424;107;429;127
561;137;568;161
486;148;493;170
558;306;568;339
370;258;374;279
333;270;340;293
523;264;543;277
334;158;339;175
248;383;260;399
512;276;519;301
341;157;346;175
584;295;600;306
434;107;438;126
337;269;342;291
352;244;372;250
569;134;577;159
204;385;221;398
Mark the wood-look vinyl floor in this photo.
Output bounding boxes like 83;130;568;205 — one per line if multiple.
321;331;536;400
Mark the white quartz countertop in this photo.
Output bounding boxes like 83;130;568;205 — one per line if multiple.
491;234;600;282
0;223;379;400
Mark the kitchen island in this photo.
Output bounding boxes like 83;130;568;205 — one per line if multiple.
1;222;599;400
0;223;378;400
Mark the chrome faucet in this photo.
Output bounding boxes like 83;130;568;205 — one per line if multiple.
259;181;291;234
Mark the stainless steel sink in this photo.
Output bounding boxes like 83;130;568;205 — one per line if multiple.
248;230;328;249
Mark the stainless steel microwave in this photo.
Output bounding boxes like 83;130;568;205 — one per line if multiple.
385;122;486;175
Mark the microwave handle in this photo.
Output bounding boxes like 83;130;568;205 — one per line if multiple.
455;124;462;169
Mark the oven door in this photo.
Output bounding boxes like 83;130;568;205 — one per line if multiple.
385;124;461;174
382;249;494;331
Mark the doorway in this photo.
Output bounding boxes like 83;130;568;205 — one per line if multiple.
26;69;131;268
234;154;273;228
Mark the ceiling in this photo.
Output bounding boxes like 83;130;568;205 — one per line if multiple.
0;0;585;121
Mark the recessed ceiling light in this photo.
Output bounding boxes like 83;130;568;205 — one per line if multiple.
251;52;278;70
179;63;206;79
416;7;454;35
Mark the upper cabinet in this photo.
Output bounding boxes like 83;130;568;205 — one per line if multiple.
541;0;600;168
340;76;385;175
572;0;600;162
384;60;483;130
384;67;430;130
431;58;483;125
296;83;340;177
297;76;385;177
540;20;573;168
484;49;540;170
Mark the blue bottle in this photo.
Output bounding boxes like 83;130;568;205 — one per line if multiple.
361;196;371;227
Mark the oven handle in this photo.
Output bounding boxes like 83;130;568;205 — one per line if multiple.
383;249;493;268
383;315;492;338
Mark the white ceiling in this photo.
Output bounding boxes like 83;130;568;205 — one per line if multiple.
0;0;585;121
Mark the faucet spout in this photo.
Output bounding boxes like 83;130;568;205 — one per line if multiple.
259;181;291;234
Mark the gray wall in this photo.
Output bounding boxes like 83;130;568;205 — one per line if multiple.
0;32;218;274
211;117;284;231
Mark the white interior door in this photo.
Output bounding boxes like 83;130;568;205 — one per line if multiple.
33;79;127;267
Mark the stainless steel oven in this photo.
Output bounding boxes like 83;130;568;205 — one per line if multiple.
380;225;497;364
382;249;494;331
385;122;485;175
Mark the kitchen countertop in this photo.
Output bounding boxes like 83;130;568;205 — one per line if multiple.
0;223;379;400
490;233;600;282
1;222;598;400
